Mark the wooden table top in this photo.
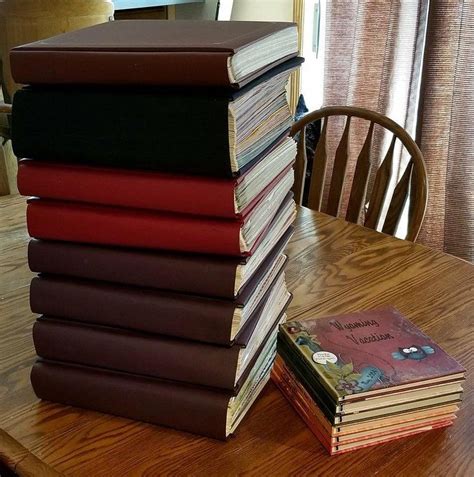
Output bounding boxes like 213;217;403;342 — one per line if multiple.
1;194;472;476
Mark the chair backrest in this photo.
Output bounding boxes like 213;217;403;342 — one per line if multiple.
291;106;428;241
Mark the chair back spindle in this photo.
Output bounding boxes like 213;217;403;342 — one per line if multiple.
290;106;428;241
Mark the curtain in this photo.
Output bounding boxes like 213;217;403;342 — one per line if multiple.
416;1;474;262
322;0;473;261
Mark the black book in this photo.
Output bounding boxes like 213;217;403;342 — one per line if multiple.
12;57;303;177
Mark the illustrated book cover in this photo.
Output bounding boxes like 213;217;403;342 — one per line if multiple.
279;308;465;404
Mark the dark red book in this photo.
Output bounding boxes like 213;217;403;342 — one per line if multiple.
30;249;288;345
33;276;290;390
31;329;277;441
26;174;294;256
11;20;298;88
28;225;294;299
17;138;296;218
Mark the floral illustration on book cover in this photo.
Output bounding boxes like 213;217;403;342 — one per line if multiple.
282;307;464;398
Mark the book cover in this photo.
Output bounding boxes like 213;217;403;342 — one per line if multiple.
10;20;298;88
28;225;293;300
273;358;454;455
31;324;279;441
12;58;302;177
280;308;465;402
272;355;458;437
25;176;294;256
17;138;296;218
33;282;290;391
30;251;288;345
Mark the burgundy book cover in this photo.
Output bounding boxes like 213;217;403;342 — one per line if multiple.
11;20;297;88
32;289;289;391
281;307;465;401
30;254;287;345
31;360;232;440
25;179;293;257
28;225;293;299
17;140;294;218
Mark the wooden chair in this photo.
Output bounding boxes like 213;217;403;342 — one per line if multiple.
291;106;428;241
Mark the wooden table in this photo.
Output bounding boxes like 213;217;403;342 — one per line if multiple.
1;194;472;476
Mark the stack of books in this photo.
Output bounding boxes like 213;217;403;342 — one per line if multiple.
11;20;303;440
272;307;465;454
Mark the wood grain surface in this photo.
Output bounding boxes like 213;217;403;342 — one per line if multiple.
0;195;472;477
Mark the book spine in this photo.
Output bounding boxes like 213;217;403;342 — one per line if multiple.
18;160;237;218
31;360;230;440
30;276;236;345
26;199;243;256
33;318;241;390
28;240;239;299
12;87;233;177
11;50;232;87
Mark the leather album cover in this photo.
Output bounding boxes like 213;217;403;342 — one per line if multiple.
25;178;294;256
28;226;293;299
12;58;302;178
30;336;276;442
32;288;290;391
17;137;296;218
30;251;288;345
11;20;298;88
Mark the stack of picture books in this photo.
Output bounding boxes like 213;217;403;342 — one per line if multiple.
272;307;465;454
11;20;303;440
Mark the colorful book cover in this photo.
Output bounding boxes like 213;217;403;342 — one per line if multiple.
273;358;454;455
280;307;465;401
272;357;456;439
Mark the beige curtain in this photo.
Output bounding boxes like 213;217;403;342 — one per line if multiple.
323;0;473;261
416;1;474;262
322;0;427;222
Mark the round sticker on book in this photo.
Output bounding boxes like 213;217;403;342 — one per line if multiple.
312;351;338;364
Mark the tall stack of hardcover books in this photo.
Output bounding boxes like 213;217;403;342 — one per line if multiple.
272;307;465;454
11;20;302;440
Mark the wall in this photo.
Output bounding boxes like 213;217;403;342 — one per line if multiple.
231;0;292;21
176;0;293;21
175;0;218;19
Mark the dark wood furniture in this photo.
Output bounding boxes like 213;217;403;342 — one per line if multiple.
0;194;472;476
291;106;428;241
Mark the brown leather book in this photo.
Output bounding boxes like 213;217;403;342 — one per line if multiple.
11;20;298;88
31;324;280;440
28;220;294;299
33;277;290;391
30;250;288;345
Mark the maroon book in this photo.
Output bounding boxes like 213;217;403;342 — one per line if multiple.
10;20;298;88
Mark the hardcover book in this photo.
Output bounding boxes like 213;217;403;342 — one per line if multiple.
33;275;290;390
31;320;282;441
30;252;288;345
28;219;294;300
280;308;465;398
10;20;298;88
17;137;296;218
26;175;294;256
12;58;302;177
272;356;457;455
278;308;464;423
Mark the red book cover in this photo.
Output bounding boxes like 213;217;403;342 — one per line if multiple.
281;307;465;401
17;138;295;217
18;160;235;216
26;187;294;256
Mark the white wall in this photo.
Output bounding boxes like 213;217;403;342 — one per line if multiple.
175;0;219;20
231;0;292;22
